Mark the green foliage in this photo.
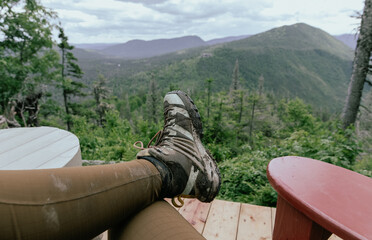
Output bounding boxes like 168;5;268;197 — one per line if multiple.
353;156;372;177
218;150;277;206
215;98;362;205
277;98;316;133
72;111;138;162
0;0;58;115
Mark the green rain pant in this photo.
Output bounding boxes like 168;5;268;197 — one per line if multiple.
0;160;204;240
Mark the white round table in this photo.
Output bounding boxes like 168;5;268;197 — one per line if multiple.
0;127;81;170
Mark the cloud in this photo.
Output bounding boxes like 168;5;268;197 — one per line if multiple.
41;0;364;43
117;0;169;5
147;0;271;20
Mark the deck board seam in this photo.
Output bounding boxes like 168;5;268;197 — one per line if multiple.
201;200;213;236
235;202;242;240
270;207;275;235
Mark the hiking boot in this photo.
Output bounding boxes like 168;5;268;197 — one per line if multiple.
136;90;221;204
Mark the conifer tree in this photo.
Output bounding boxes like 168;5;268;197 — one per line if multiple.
231;59;239;91
249;75;264;145
123;94;132;121
93;74;111;126
206;78;214;122
229;59;243;123
57;26;84;131
146;74;159;124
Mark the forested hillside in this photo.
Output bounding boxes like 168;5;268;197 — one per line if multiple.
76;23;353;112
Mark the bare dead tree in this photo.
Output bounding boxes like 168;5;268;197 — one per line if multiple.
342;0;372;129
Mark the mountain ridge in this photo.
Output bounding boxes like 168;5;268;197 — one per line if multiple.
72;25;355;60
76;23;353;111
100;35;207;59
224;23;353;60
334;34;358;49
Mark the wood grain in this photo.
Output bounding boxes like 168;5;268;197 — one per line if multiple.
178;198;211;234
202;199;241;240
237;203;272;240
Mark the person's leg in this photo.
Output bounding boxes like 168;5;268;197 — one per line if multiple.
108;200;205;240
0;160;162;240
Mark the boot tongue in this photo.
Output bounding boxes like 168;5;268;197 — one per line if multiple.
164;93;186;106
136;148;151;158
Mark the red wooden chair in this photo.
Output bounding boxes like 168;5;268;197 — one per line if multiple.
267;156;372;240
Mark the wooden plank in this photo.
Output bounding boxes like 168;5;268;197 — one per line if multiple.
178;198;211;234
202;199;241;240
2;134;79;169
329;234;343;240
101;231;108;240
271;207;276;235
237;203;272;240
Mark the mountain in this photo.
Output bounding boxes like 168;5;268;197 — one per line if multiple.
100;35;207;59
71;48;108;61
77;23;353;111
74;43;119;50
226;23;353;60
71;30;355;60
206;35;251;45
72;35;252;58
334;34;358;49
199;23;353;110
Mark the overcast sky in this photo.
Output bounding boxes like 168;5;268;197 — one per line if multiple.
40;0;364;44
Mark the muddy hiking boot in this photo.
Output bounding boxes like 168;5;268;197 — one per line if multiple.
136;90;221;207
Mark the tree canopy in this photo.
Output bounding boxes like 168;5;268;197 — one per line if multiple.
0;0;59;125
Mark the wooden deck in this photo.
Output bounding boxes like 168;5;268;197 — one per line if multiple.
165;198;342;240
168;198;275;240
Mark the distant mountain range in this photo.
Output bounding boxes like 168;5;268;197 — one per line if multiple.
73;30;356;60
334;34;358;49
205;35;252;45
75;23;354;112
101;36;206;59
73;34;253;59
74;43;120;50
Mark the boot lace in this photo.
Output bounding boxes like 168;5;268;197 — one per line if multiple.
133;130;163;150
